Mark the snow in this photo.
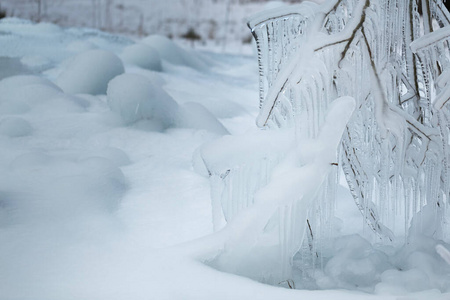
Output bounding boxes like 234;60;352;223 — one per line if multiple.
106;73;177;128
0;116;33;137
121;43;162;71
0;16;449;300
142;35;209;70
176;102;229;135
56;49;125;95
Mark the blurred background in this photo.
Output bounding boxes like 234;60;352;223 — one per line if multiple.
0;0;308;52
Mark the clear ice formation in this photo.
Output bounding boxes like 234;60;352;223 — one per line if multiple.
201;0;450;283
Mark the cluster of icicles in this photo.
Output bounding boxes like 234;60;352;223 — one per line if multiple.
201;0;450;284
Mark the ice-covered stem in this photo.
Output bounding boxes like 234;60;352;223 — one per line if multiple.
216;96;355;282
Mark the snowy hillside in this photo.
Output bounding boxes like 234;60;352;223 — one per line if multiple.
0;16;450;300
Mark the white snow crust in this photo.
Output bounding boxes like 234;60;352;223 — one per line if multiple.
0;17;448;300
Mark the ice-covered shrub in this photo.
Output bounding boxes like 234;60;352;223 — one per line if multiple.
121;43;162;71
202;0;450;287
56;49;124;95
107;73;178;129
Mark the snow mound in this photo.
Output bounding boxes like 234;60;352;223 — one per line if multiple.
176;102;229;135
121;43;162;71
56;49;124;95
107;73;178;128
141;35;207;70
0;117;32;137
20;55;52;72
0;75;62;114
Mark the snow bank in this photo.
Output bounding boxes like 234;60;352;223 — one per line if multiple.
121;43;162;71
142;35;207;70
56;49;124;95
107;73;178;128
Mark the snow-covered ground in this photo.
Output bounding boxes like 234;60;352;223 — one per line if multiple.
0;17;450;300
1;0;290;54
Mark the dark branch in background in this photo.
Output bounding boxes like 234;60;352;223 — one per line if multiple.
338;0;370;65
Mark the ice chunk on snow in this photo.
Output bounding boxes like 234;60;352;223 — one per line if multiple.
176;102;229;135
56;50;124;95
141;35;207;70
0;117;32;137
121;43;162;72
107;73;178;129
